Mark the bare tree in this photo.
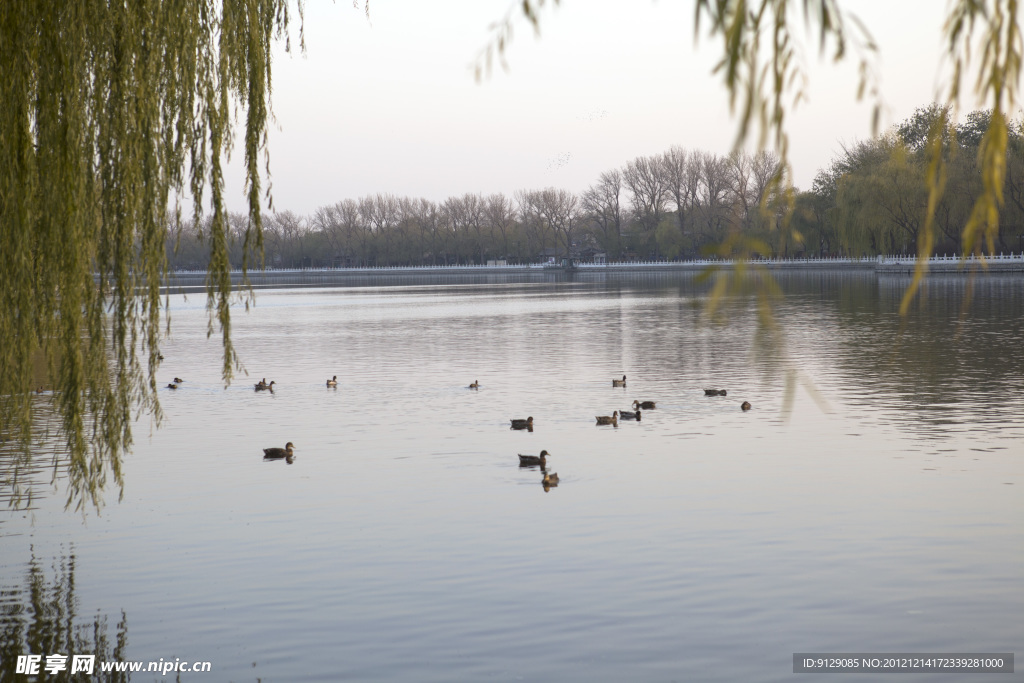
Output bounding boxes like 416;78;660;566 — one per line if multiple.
582;169;623;257
361;194;400;265
536;188;580;258
411;198;441;264
693;151;734;249
660;146;697;245
462;193;489;264
485;193;516;260
623;154;668;236
443;195;473;264
516;190;555;261
354;197;379;266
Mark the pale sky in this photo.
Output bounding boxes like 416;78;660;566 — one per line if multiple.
223;0;962;216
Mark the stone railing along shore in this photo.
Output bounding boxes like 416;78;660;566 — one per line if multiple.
162;253;1024;289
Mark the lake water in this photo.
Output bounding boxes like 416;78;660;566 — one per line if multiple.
1;271;1022;682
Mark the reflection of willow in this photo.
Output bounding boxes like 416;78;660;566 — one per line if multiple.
0;549;129;682
0;391;121;512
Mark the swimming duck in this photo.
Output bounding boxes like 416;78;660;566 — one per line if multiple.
741;401;752;411
166;383;178;390
620;409;641;420
632;400;656;410
704;389;727;396
612;374;627;387
510;416;534;429
595;411;619;425
468;380;480;389
255;380;275;392
327;375;338;387
263;442;295;458
173;377;184;384
518;450;550;467
542;472;559;487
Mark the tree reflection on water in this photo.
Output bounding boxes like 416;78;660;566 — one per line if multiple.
0;548;128;682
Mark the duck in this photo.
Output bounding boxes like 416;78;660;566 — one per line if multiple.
255;380;276;392
595;410;619;425
619;409;641;420
263;442;295;459
518;450;550;467
741;401;752;411
510;416;534;429
326;375;338;387
468;380;480;389
166;383;178;390
542;472;559;487
632;400;656;410
704;388;727;396
173;377;184;384
612;374;627;387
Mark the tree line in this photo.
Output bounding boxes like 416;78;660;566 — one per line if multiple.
797;106;1024;257
168;106;1024;271
169;147;786;269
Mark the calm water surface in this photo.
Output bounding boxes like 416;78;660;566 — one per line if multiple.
1;272;1022;682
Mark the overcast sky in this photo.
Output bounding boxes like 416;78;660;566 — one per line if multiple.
222;0;965;216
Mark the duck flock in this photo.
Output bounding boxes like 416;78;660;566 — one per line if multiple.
499;374;752;491
164;373;752;480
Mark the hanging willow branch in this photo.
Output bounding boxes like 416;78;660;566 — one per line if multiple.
0;1;299;510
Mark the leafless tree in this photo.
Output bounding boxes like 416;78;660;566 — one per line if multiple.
443;195;473;264
516;190;555;260
535;188;580;258
623;154;668;235
485;193;516;260
461;193;489;264
660;146;697;243
361;194;400;265
693;151;734;249
582;169;623;257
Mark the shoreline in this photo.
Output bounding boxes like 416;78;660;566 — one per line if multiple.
161;254;1024;290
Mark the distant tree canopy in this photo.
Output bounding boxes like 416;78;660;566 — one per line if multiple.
821;107;1024;257
168;107;1023;272
170;148;785;270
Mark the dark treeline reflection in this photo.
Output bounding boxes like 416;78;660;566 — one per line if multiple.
771;272;1024;433
0;549;128;682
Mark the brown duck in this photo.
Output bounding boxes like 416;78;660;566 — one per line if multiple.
518;450;550;467
263;442;295;459
510;416;534;429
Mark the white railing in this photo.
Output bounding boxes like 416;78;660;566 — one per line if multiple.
878;252;1024;264
164;253;1024;275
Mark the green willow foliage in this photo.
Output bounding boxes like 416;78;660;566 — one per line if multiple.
0;2;297;509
